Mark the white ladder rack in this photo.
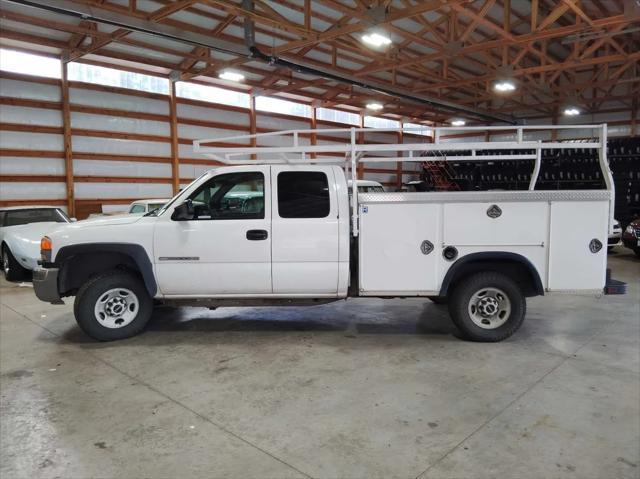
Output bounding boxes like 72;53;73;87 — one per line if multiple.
193;124;613;237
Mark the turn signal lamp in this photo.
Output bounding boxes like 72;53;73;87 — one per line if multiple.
40;236;52;262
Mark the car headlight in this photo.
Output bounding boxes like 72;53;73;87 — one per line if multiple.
626;225;636;235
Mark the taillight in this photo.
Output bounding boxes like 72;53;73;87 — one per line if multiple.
40;236;52;262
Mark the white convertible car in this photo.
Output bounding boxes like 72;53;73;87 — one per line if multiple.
0;206;73;281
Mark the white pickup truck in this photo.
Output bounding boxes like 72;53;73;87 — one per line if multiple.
33;125;623;342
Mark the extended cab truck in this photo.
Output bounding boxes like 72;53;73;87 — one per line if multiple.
33;125;622;342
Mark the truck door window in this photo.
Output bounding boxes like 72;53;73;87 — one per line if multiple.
277;171;330;218
189;172;265;220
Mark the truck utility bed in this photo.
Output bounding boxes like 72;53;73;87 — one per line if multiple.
358;190;611;296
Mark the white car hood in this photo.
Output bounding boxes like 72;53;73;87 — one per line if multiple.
4;222;65;242
2;222;67;268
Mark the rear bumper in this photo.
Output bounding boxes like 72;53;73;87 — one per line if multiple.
32;268;63;304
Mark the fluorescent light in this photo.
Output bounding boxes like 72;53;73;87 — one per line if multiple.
361;32;392;48
451;119;466;126
218;70;244;82
494;80;516;92
366;102;383;110
563;107;580;116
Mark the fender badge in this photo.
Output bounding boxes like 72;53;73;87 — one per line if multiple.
487;204;502;218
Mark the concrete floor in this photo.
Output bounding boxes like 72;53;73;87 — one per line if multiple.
1;249;638;479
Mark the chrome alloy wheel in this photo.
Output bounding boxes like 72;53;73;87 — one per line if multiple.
94;288;139;329
468;287;511;329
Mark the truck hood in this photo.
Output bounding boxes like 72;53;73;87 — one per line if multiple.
73;214;144;227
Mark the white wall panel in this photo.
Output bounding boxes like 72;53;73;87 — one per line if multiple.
72;136;170;156
0;157;65;175
0;182;66;200
0;79;61;101
0;131;63;150
178;143;199;159
69;88;169;114
257;134;310;147
0;105;62;127
74;182;173;199
177;103;248;126
179;163;213;179
70;112;170;136
177;124;249;143
73;159;171;178
256;115;309;130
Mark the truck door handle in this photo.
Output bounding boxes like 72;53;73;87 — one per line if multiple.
246;229;268;241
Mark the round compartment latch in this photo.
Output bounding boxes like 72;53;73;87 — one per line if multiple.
443;246;458;261
486;204;502;218
420;240;434;255
589;238;603;253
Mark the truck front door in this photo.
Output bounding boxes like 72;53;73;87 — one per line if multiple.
153;167;272;296
270;166;340;295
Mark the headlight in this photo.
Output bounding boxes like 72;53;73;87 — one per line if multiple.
626;225;636;235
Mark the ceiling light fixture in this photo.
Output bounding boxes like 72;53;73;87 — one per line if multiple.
563;107;581;116
361;31;392;48
366;102;383;110
218;70;245;82
451;119;466;126
494;80;516;92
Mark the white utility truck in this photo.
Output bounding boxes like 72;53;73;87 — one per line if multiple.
33;125;622;342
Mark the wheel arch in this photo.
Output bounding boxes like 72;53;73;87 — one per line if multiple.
56;243;156;297
439;252;544;298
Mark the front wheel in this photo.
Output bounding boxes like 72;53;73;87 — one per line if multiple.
448;272;526;342
2;246;29;281
74;270;153;341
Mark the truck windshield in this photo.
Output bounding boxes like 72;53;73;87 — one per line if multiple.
3;208;70;226
146;173;210;217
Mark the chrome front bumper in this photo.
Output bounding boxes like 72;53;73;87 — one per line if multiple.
32;268;63;304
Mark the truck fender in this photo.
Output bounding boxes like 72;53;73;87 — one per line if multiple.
55;243;157;296
439;251;544;297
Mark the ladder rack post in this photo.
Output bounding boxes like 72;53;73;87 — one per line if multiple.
529;141;542;191
597;124;614;233
350;128;359;237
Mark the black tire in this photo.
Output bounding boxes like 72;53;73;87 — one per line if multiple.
427;296;448;305
2;245;29;282
74;270;153;341
634;248;640;259
448;271;526;342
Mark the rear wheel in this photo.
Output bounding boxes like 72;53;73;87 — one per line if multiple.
2;246;29;281
448;272;526;342
74;270;153;341
634;248;640;258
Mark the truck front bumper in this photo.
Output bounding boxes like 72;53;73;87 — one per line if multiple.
33;268;64;304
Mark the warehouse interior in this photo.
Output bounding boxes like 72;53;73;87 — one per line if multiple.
0;1;639;478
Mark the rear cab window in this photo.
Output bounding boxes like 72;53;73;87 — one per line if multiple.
277;171;330;219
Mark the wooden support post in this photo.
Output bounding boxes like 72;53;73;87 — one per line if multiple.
632;96;638;137
169;81;180;194
310;103;317;159
396;125;403;191
249;91;257;160
60;62;75;216
357;111;365;180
